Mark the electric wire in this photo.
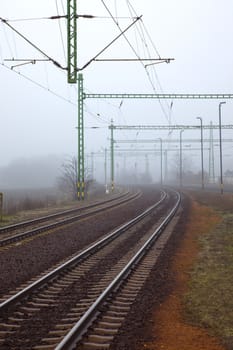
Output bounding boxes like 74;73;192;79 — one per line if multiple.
125;1;171;123
84;103;110;125
2;21;14;57
0;17;66;70
125;1;177;128
126;0;161;58
100;0;143;62
0;23;4;61
43;59;50;91
0;62;77;107
6;15;136;22
80;15;141;71
101;0;170;123
114;0;118;24
55;0;67;62
4;17;54;22
126;3;153;60
101;0;166;113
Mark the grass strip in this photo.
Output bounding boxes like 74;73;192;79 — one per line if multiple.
184;193;233;350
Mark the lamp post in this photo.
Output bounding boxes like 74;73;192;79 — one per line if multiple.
110;119;114;192
104;148;108;192
197;117;204;189
179;130;184;187
158;138;163;186
219;102;226;194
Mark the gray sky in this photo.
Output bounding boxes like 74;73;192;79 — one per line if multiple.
0;0;233;174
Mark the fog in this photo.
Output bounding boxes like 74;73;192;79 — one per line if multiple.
0;155;64;189
0;1;233;189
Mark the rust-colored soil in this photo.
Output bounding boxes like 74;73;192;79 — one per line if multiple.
144;200;225;350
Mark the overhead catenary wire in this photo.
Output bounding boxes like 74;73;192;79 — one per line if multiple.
79;15;142;71
126;0;161;58
126;1;175;124
100;0;171;123
0;17;66;70
55;0;67;62
5;15;137;22
100;0;144;63
125;0;172;122
1;3;173;127
1;20;14;58
0;62;77;107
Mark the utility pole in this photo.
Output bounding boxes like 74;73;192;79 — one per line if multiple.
197;117;204;189
77;73;85;199
164;150;168;183
67;0;77;84
179;130;184;188
110;120;115;192
219;102;226;194
209;121;215;183
158;138;163;186
104;148;108;193
0;193;3;222
67;1;85;199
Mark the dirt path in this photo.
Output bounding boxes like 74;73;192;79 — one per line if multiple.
143;199;226;350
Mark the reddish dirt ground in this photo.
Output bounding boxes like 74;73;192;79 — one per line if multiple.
143;199;226;350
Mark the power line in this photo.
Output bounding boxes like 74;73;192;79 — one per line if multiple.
0;62;77;107
100;0;143;62
125;1;172;121
100;1;172;123
79;15;142;71
55;0;67;62
5;15;137;22
126;0;161;58
0;17;66;71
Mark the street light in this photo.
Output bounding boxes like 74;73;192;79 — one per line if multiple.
157;138;163;186
197;117;204;190
179;130;184;188
219;102;226;194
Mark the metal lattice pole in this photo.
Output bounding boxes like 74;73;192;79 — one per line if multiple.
77;73;85;199
110;120;114;192
67;0;77;83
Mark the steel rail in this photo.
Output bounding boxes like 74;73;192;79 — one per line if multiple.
55;190;181;350
0;190;167;312
0;190;131;234
0;191;140;247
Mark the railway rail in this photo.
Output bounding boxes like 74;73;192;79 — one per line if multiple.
0;188;181;349
0;190;140;248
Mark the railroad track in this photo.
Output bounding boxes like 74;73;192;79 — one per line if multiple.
0;189;181;349
0;190;140;248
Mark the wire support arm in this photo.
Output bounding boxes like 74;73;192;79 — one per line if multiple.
4;58;50;70
78;16;142;71
94;58;174;63
0;17;66;71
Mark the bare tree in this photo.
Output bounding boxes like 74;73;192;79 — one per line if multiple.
57;156;93;200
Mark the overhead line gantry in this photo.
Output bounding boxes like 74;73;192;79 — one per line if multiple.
84;93;233;100
109;124;233;130
67;1;233;196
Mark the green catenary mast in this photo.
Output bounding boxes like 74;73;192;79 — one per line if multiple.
67;1;85;199
67;0;77;84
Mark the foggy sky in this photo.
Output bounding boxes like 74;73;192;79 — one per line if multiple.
0;1;233;182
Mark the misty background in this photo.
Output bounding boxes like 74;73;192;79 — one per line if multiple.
0;0;233;191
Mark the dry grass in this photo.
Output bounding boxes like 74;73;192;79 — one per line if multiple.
184;191;233;349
